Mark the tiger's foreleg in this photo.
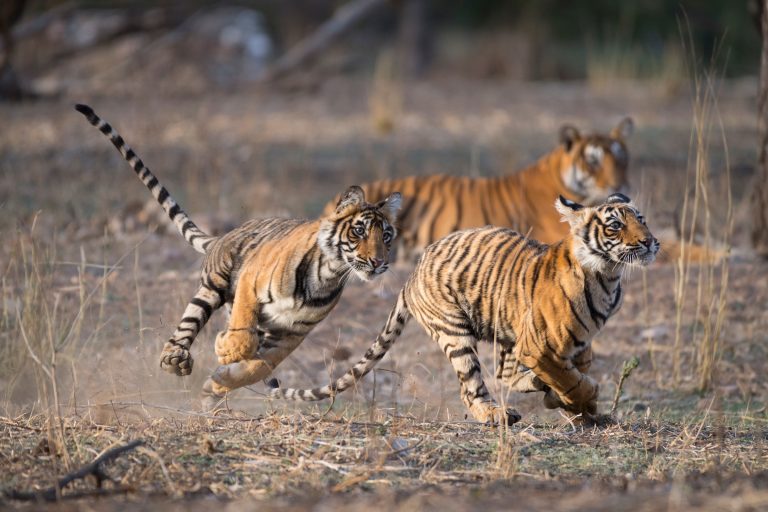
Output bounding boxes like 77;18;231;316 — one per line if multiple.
517;335;598;416
541;345;595;411
539;345;595;412
214;277;260;365
160;285;223;376
573;345;593;374
496;343;548;393
438;333;521;426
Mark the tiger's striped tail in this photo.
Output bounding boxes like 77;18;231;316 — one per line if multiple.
74;104;215;254
269;289;411;401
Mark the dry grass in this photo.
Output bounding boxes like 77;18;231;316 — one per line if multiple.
0;69;764;510
2;406;767;508
671;25;734;393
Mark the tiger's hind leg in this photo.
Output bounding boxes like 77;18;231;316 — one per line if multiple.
437;333;521;426
201;336;303;409
160;285;224;376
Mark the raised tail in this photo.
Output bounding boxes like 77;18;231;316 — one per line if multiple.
269;289;411;401
75;104;215;254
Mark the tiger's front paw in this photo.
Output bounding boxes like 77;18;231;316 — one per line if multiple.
544;388;598;417
581;398;598;416
215;330;257;365
160;342;193;376
572;378;600;416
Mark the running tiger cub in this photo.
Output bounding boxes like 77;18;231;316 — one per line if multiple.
270;193;658;424
75;104;401;405
325;118;633;261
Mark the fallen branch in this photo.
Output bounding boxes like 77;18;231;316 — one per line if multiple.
262;0;386;82
5;439;143;501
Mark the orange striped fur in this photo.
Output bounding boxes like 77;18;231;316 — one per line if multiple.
325;118;634;261
75;105;402;408
272;193;658;424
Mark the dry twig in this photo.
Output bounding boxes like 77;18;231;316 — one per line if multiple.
5;439;143;501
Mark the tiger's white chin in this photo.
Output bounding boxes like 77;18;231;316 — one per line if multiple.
617;250;657;267
577;251;655;273
353;268;382;282
634;252;657;266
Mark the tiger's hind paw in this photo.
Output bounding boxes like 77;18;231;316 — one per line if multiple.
501;408;522;426
483;407;521;426
200;378;228;413
472;402;522;426
211;358;273;390
160;342;193;376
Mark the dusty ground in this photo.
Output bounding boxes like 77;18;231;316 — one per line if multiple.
1;70;767;511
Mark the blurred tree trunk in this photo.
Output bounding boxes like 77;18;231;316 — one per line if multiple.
397;0;432;77
753;0;768;256
0;0;25;100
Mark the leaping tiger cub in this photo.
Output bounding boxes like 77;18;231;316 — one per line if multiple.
75;104;401;405
269;193;658;424
325;118;634;261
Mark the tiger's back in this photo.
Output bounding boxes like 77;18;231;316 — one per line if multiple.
202;218;340;336
199;218;304;298
324;118;633;260
404;226;547;344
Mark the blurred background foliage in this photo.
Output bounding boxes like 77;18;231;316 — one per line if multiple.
446;0;759;76
24;0;758;80
13;0;761;84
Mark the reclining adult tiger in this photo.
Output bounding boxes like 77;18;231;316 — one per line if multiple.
324;118;634;261
267;193;658;424
75;104;401;407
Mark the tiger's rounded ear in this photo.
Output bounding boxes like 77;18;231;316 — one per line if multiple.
335;185;366;214
555;195;584;224
611;117;634;140
606;192;631;204
559;124;581;151
376;192;402;221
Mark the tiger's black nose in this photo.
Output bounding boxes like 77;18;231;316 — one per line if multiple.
640;238;657;249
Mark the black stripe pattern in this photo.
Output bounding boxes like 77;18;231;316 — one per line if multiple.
75;104;214;255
